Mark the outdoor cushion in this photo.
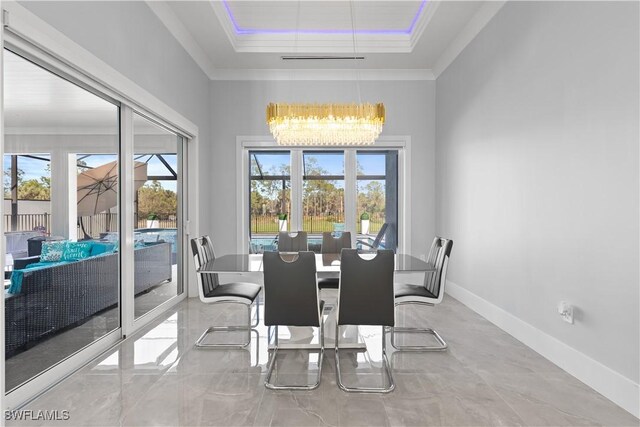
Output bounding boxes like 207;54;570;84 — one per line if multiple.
204;282;261;301
40;241;67;262
90;242;116;256
394;283;437;299
62;242;93;261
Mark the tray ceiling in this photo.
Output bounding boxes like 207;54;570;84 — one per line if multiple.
150;1;502;78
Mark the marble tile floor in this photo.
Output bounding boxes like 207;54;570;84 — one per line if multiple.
7;296;639;427
5;276;178;391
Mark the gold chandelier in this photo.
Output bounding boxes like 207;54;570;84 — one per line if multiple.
266;102;385;146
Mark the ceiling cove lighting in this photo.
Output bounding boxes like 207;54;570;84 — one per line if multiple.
222;0;427;36
266;103;385;146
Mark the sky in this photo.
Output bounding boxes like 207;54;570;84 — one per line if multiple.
4;153;179;193
251;151;388;176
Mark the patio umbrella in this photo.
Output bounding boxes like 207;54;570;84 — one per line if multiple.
77;161;147;235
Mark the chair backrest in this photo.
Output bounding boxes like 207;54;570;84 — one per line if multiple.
371;223;389;249
321;231;352;254
424;237;453;300
426;236;440;265
263;251;320;327
337;249;395;327
190;236;220;300
277;231;308;252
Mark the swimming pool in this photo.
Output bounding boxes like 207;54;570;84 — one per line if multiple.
250;235;385;253
135;228;178;262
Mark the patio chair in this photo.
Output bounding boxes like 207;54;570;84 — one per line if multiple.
357;223;389;250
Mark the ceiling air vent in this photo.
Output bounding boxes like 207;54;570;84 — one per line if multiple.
281;56;365;61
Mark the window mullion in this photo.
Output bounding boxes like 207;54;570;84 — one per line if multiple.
344;150;357;247
291;149;303;232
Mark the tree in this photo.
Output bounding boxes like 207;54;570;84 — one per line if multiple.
137;180;177;219
3;167;24;199
250;162;291;216
3;163;51;200
18;178;50;200
358;180;385;218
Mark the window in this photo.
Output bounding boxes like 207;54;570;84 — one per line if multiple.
303;151;345;234
249;151;291;252
3;154;51;235
357;151;398;250
247;147;400;253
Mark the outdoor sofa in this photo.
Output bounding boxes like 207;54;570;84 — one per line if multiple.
4;242;172;357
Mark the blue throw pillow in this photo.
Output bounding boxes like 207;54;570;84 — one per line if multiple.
90;242;116;256
40;241;67;262
62;242;93;261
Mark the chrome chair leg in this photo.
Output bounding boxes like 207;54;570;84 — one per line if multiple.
265;317;325;390
335;324;394;393
195;300;259;349
391;301;447;351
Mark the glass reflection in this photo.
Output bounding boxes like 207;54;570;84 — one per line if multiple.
4;49;120;392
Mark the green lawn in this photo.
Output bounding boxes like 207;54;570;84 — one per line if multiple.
251;216;384;235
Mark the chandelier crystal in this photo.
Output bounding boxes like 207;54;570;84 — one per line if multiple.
266;102;385;146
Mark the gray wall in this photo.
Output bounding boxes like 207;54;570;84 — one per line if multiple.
209;80;436;256
17;0;211;239
436;1;639;383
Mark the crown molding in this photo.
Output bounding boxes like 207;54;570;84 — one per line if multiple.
432;0;506;78
409;0;440;50
211;0;437;54
150;0;504;82
146;1;218;80
210;68;435;81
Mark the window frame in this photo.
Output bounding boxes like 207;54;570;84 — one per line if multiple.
237;137;411;255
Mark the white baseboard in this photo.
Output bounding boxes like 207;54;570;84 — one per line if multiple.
445;280;640;419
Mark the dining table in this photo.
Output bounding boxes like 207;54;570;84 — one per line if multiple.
197;252;435;275
197;252;436;350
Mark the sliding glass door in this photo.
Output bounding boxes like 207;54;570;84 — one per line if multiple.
2;48;189;404
133;113;184;318
4;49;120;391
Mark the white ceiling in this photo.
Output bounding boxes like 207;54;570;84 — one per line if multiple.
150;1;504;79
226;1;424;32
4;50;174;135
4;50;118;132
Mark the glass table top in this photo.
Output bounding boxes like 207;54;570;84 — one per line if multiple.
199;253;434;273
